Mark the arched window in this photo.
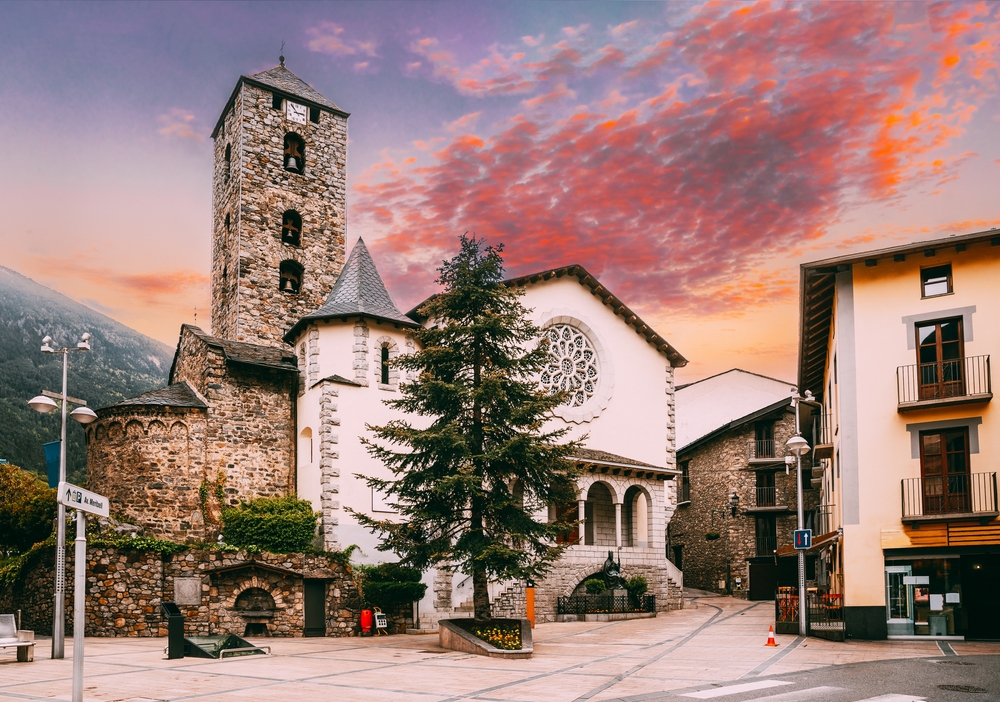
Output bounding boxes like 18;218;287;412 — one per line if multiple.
223;143;231;183
283;133;305;174
281;210;302;246
381;345;390;385
279;260;303;294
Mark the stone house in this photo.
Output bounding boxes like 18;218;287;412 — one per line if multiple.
670;369;820;600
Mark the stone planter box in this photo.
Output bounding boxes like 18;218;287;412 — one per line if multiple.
438;619;533;659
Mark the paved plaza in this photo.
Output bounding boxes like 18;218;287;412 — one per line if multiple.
2;597;999;702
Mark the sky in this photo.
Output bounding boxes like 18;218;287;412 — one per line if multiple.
1;1;998;385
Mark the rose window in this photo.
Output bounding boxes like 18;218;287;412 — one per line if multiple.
540;324;600;407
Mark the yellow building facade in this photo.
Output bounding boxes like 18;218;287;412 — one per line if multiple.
798;229;1000;640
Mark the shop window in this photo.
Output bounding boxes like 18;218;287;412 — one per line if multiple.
921;264;952;298
279;260;303;294
281;210;302;246
283;133;305;174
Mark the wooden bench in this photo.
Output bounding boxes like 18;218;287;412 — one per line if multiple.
0;614;34;662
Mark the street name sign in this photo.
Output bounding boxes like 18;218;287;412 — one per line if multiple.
58;482;109;518
793;529;812;550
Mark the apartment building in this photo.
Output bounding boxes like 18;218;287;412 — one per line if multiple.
797;229;999;640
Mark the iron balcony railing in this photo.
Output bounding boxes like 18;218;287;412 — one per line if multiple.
901;472;998;518
677;482;691;504
816;505;836;535
556;594;656;615
897;355;991;405
747;440;783;461
755;534;777;556
751;486;786;509
811;411;833;446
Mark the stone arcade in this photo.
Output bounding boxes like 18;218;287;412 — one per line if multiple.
86;60;688;635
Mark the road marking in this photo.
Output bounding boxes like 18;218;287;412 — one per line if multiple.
681;680;793;698
741;635;806;678
936;641;956;656
741;688;843;701
852;695;927;702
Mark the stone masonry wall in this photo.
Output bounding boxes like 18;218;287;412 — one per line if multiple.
87;407;209;541
670;410;819;598
1;546;359;638
212;80;347;348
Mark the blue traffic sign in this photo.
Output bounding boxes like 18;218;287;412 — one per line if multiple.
793;529;812;550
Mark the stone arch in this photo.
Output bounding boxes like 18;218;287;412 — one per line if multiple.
299;427;313;465
125;420;145;439
231;576;287;610
373;335;400;387
147;420;167;437
585;481;616;546
622;484;653;548
107;421;125;444
169;421;188;438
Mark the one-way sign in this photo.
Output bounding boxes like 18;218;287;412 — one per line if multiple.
58;481;109;517
793;528;812;550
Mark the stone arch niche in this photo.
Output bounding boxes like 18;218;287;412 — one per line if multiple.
622;485;653;548
234;587;277;637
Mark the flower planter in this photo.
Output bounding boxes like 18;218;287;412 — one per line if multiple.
438;618;533;658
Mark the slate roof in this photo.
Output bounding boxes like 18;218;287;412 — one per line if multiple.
568;447;677;474
247;64;343;113
183;325;299;372
108;381;208;410
285;238;419;342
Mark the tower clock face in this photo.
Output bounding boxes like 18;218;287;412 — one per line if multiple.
286;101;308;125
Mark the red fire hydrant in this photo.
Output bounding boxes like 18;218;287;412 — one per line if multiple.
360;608;374;636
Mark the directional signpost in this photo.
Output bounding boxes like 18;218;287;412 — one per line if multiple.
793;528;813;550
57;482;108;702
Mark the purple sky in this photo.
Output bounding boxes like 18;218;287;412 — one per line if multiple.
2;1;998;383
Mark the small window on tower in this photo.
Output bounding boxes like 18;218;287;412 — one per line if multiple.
272;93;283;110
225;213;230;235
279;260;303;294
381;345;390;385
281;210;302;246
283;133;305;174
223;144;231;183
309;107;320;124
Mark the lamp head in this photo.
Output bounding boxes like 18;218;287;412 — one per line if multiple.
28;395;59;414
70;407;98;424
785;434;810;457
41;335;55;354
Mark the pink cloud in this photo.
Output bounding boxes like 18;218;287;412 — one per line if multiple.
156;109;203;141
307;21;379;58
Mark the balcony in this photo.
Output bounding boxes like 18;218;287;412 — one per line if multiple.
901;472;999;525
677;482;691;505
744;486;789;513
746;440;785;464
896;355;992;412
755;534;777;556
811;412;833;460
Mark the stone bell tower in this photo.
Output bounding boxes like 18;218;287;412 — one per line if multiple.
210;58;349;347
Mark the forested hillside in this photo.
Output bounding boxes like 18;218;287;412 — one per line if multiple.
0;266;173;484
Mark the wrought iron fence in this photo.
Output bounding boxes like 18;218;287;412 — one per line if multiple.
775;589;845;641
896;355;991;405
901;472;998;518
556;594;656;615
747;440;781;460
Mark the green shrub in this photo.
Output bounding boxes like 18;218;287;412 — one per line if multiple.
221;496;318;553
625;575;648;598
0;463;57;557
584;578;606;595
363;562;427;610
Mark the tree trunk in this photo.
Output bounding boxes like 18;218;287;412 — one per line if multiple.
472;567;491;620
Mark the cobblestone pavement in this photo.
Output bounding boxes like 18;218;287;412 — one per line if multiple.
2;597;998;702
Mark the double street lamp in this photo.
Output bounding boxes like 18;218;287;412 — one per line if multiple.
27;333;96;660
786;390;814;638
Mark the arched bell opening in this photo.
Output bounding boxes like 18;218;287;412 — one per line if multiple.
283;133;305;174
279;260;304;294
281;210;302;246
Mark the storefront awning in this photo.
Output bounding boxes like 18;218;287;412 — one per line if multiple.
775;529;841;558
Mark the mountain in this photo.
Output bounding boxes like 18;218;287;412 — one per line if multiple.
0;266;173;484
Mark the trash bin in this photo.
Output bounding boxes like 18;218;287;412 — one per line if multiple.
160;602;185;659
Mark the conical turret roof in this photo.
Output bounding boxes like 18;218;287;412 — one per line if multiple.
284;239;419;342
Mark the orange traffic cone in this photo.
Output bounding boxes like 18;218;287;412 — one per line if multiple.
765;625;778;647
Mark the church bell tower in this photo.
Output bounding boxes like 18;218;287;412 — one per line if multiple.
210;58;348;347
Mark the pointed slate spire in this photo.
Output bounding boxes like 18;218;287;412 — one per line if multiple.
285;239;418;342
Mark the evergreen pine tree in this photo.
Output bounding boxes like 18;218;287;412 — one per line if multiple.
351;235;581;620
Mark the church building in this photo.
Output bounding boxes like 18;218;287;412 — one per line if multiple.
86;60;687;628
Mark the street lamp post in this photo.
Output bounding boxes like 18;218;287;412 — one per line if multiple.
27;333;96;659
786;395;812;638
